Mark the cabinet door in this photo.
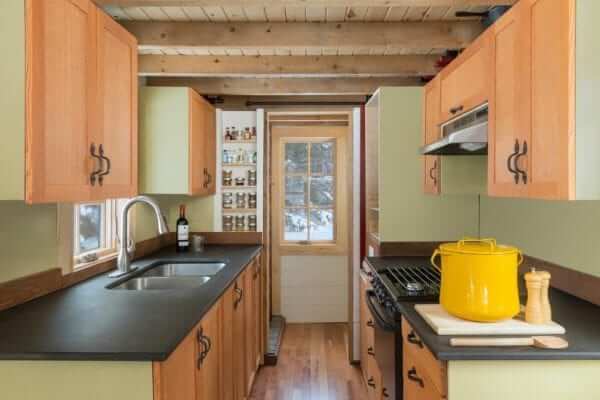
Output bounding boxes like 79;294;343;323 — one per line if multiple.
233;273;247;400
26;0;97;203
244;263;256;395
440;33;492;122
523;0;574;200
488;3;530;197
203;102;217;195
367;355;383;400
221;284;235;400
153;330;197;400
196;301;221;400
423;77;441;195
189;90;208;196
95;11;138;199
359;273;374;385
253;257;263;368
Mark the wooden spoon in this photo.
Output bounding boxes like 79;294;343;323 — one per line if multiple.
450;336;569;349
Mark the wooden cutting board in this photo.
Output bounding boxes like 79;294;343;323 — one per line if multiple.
415;304;566;336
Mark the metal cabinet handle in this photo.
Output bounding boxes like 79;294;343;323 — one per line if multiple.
366;319;375;328
514;140;528;184
382;388;390;398
203;168;208;188
407;331;424;348
234;283;243;309
450;105;464;115
367;377;376;388
407;367;425;388
507;140;520;184
89;143;103;186
429;159;438;186
367;346;375;356
197;328;209;368
97;144;111;186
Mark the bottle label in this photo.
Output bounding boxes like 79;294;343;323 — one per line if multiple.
178;225;189;241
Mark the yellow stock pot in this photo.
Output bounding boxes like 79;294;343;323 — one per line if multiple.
431;238;522;322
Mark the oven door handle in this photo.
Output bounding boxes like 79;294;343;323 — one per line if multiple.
366;290;400;332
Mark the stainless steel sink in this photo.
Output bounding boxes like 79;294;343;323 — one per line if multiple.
140;262;226;278
111;276;211;291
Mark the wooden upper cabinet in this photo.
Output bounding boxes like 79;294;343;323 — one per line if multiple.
140;87;216;196
95;11;138;199
488;2;530;197
26;0;97;203
423;76;441;195
24;0;138;203
439;32;492;123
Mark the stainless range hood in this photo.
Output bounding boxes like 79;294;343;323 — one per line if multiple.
421;104;488;155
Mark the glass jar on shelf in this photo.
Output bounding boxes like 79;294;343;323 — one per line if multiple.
223;170;233;186
235;192;247;208
247;170;257;186
248;192;257;209
248;215;257;231
235;215;246;231
223;215;234;232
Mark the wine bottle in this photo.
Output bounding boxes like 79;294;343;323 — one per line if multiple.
176;205;190;252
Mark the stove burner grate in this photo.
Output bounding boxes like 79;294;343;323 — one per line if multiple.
383;265;441;293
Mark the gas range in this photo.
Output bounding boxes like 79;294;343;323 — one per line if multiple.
367;256;441;314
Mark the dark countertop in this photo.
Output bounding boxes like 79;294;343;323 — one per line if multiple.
0;244;261;362
366;256;600;361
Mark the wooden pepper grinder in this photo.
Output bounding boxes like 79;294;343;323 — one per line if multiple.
524;268;544;324
538;270;552;323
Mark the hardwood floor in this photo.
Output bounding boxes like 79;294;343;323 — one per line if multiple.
250;323;367;400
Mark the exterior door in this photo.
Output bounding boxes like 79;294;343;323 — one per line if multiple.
26;0;97;203
95;11;138;199
270;119;350;323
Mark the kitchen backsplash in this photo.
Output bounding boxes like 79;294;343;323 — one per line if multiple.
480;196;600;279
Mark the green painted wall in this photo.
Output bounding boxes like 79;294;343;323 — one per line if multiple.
377;88;479;242
139;87;190;195
448;360;600;399
0;202;58;283
0;361;153;400
481;197;600;278
0;0;25;200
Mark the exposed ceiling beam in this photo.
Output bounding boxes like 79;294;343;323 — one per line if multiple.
97;1;515;7
139;55;439;77
146;77;421;95
124;21;482;51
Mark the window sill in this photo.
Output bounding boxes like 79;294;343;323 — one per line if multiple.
73;252;117;273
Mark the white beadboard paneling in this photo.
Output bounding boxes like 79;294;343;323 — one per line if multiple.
223;6;247;21
365;6;389;21
346;6;368;21
281;255;348;323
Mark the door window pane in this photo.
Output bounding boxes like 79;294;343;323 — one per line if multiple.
285;143;308;173
284;208;308;241
309;176;334;207
309;209;334;241
285;176;307;207
310;141;335;175
78;204;103;253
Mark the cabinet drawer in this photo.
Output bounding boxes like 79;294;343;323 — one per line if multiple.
403;348;445;400
401;318;446;395
439;33;492;122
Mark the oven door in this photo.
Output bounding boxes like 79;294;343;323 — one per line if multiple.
366;290;403;400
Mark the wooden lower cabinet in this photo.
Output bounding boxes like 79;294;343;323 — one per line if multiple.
154;254;263;400
402;317;447;400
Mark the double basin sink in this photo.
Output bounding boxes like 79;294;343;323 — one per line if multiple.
107;262;227;291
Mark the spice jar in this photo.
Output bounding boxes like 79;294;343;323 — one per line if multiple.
235;192;247;208
247;170;257;186
248;192;257;209
222;215;234;232
251;127;257;139
222;193;233;209
235;215;246;231
223;170;233;186
248;215;257;231
243;127;252;140
235;177;246;186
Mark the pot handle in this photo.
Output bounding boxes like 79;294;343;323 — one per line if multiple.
517;250;523;266
430;249;441;272
457;238;497;250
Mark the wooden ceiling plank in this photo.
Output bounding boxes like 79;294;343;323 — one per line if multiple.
203;6;228;21
364;6;389;21
325;7;347;22
285;6;306;22
384;6;409;21
306;6;326;22
181;6;209;20
223;6;248;21
138;54;439;77
264;6;286;21
146;76;422;95
98;1;515;7
141;6;170;20
161;7;191;21
123;21;483;51
243;6;268;21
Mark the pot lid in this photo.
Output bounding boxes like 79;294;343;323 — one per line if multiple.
439;238;520;256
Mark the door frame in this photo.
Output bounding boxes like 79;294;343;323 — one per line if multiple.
266;110;357;360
